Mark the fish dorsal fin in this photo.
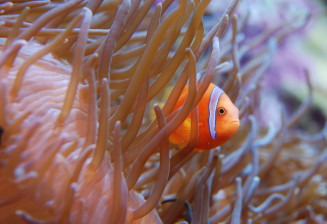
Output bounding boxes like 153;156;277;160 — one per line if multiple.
208;86;224;139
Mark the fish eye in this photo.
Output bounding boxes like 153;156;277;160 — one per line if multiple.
218;107;226;116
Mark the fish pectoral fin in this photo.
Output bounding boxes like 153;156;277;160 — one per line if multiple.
182;117;192;137
169;117;192;148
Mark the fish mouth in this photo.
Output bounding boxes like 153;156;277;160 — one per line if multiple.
230;120;240;126
229;120;240;131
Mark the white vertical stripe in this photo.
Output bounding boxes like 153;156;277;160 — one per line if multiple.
208;86;224;139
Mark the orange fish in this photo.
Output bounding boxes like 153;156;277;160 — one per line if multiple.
170;83;240;150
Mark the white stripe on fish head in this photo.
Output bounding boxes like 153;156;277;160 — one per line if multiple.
208;86;224;139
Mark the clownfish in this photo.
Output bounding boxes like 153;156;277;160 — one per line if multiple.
169;83;240;151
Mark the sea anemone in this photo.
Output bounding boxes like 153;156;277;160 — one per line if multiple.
0;0;326;223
